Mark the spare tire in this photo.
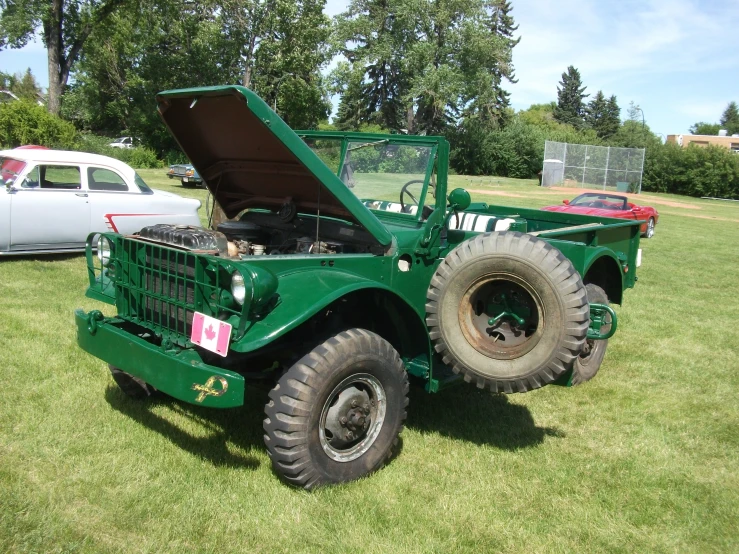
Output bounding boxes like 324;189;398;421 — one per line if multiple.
426;232;589;393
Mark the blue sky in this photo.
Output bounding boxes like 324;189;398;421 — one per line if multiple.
1;0;737;138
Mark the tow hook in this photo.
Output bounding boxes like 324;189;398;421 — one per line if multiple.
587;303;617;340
86;310;105;335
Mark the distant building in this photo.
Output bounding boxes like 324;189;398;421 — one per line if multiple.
667;133;739;153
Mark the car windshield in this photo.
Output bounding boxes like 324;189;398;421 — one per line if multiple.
134;172;153;194
302;136;435;216
570;193;627;210
0;157;26;182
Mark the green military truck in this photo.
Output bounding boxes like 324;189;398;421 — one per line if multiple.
76;86;642;489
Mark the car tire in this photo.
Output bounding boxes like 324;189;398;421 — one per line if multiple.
109;365;156;400
263;328;409;490
571;284;611;385
642;217;655;238
426;232;589;393
180;180;197;188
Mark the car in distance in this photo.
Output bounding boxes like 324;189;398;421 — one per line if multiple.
167;163;203;187
0;149;201;255
541;192;659;238
109;136;135;149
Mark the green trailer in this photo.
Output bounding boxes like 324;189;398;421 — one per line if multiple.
76;86;642;489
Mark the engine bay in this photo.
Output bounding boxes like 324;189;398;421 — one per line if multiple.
137;209;380;259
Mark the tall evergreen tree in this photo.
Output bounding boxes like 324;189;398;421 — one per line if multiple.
583;90;619;138
719;101;739;135
554;65;588;128
333;0;520;134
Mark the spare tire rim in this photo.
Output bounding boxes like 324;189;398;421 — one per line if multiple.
319;373;386;462
459;273;544;359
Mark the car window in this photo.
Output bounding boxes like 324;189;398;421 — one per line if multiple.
37;165;81;189
87;167;129;191
134;172;153;194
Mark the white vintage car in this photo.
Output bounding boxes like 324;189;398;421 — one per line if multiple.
0;149;201;255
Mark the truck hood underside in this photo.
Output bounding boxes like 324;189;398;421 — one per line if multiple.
156;86;392;247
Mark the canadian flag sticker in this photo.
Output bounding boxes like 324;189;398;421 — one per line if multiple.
190;312;232;357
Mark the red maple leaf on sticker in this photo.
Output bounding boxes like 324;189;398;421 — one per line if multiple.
204;324;216;341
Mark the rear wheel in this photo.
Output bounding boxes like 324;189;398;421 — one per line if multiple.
263;328;409;489
571;284;611;385
426;232;589;393
109;365;155;400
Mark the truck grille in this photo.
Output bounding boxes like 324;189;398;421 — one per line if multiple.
113;237;238;345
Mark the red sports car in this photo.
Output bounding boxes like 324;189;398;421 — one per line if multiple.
541;192;659;238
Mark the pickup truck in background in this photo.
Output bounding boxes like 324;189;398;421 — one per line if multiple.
76;85;642;489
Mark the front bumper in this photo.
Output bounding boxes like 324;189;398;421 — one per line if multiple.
75;309;245;408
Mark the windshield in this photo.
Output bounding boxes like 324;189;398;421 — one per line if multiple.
571;194;627;210
302;136;434;217
134;172;153;194
0;157;26;182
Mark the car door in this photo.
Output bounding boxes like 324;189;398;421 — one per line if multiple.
9;164;91;250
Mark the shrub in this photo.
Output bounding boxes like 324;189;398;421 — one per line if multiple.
0;101;78;148
75;134;163;168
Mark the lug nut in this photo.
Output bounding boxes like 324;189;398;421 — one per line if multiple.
351;400;358;408
346;431;353;440
340;416;347;426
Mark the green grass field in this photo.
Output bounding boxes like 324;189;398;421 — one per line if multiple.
1;171;738;553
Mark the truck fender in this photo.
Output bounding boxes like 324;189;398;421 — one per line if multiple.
230;268;432;366
583;250;624;305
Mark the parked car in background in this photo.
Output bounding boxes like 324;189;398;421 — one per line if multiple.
0;149;201;255
109;136;135;149
541;192;659;238
167;163;203;187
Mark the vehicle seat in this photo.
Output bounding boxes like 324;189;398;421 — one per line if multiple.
448;212;516;232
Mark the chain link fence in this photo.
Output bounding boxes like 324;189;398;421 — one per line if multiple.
541;141;645;193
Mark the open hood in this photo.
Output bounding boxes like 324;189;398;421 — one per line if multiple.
156;86;392;247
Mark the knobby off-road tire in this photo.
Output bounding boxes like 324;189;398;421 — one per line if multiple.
263;329;409;490
109;365;155;400
426;232;589;393
571;284;611;385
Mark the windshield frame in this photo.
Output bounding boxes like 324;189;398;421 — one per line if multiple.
297;131;444;223
570;193;628;210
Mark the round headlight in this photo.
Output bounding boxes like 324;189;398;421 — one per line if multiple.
231;272;246;305
97;236;112;265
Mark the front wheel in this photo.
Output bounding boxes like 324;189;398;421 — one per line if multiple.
263;329;409;489
642;217;655;238
109;365;155;400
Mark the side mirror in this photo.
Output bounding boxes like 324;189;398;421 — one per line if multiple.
447;188;471;212
4;178;15;191
563;199;570;205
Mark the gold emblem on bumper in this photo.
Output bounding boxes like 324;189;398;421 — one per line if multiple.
191;376;228;403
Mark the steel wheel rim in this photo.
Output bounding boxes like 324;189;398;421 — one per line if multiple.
458;273;544;360
319;373;386;462
647;219;654;237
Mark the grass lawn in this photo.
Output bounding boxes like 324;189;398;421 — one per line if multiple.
1;171;737;553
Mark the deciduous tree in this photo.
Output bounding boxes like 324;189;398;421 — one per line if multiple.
0;0;132;115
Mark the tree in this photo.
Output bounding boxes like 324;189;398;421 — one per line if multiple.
689;122;720;135
554;65;588;128
719;101;739;135
584;92;620;139
333;0;520;134
0;68;43;102
0;0;133;115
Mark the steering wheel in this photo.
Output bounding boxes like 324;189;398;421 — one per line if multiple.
400;179;425;213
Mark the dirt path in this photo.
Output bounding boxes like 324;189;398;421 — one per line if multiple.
468;189;527;198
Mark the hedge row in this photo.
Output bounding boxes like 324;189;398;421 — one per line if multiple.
0;101;161;169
